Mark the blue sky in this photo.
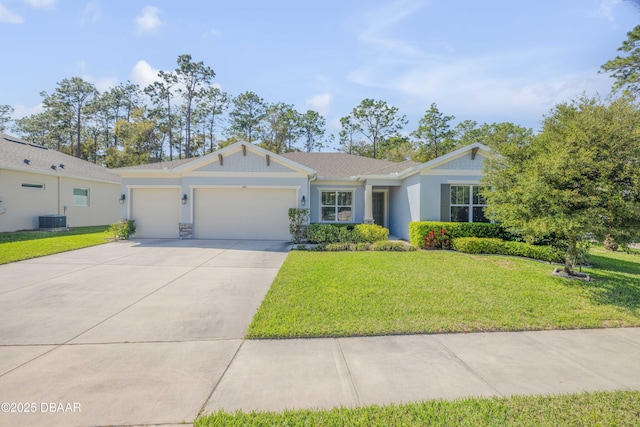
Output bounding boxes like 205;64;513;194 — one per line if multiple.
1;0;638;147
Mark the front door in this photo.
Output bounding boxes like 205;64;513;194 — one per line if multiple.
372;192;385;226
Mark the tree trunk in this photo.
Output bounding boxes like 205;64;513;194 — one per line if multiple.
564;234;578;275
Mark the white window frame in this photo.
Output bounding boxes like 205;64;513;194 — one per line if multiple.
450;184;488;223
318;188;355;223
73;188;90;207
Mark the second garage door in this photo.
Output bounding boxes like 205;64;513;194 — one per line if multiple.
194;188;295;240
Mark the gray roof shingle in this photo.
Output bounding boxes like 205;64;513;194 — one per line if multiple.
0;133;119;183
281;152;420;178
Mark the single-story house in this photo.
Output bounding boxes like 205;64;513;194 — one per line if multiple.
0;133;121;232
115;141;491;241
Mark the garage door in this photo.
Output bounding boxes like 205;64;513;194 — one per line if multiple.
194;188;295;240
131;188;180;238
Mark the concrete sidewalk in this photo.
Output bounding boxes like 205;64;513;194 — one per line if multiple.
204;328;640;414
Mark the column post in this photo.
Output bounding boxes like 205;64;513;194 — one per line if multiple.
364;184;374;224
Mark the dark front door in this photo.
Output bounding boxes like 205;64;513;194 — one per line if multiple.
372;192;385;226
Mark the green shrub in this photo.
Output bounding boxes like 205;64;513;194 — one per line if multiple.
353;223;389;243
288;208;309;243
108;220;136;241
409;222;512;248
355;242;371;251
307;223;390;244
325;242;354;251
452;237;564;263
370;241;416;252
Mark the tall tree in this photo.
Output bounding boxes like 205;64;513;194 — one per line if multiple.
195;87;229;153
0;104;13;132
42;77;98;158
299;110;326;152
601;25;640;96
228;91;266;143
483;95;640;275
453;119;481;147
260;102;300;153
110;108;159;167
338;115;369;156
144;72;177;160
343;98;407;159
173;54;216;158
412;103;455;162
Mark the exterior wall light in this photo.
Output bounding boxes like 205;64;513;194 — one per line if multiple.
182;194;188;204
119;194;126;204
301;195;306;206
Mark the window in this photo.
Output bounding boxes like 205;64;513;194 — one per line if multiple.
73;188;89;207
450;185;488;222
321;190;353;222
22;183;44;189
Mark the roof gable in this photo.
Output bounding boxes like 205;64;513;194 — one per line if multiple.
0;133;119;183
414;143;492;173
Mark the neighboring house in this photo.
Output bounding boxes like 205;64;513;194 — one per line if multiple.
0;133;121;232
115;141;491;240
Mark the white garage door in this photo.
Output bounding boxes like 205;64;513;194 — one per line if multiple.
194;188;295;240
131;188;180;238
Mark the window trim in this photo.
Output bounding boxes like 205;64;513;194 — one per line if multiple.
318;188;356;223
73;187;90;207
449;184;488;223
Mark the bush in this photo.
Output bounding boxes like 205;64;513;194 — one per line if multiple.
288;208;309;243
452;237;564;263
306;223;390;244
109;220;136;241
355;242;371;251
353;223;389;243
423;228;451;250
604;235;619;251
325;242;353;251
370;241;416;252
409;222;513;248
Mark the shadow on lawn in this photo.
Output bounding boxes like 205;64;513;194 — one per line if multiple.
562;253;640;314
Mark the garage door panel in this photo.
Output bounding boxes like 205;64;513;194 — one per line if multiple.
195;188;294;240
132;189;180;238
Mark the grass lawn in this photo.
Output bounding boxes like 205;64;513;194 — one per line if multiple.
197;390;640;426
0;226;112;264
247;248;640;338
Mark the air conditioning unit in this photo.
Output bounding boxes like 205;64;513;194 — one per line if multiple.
39;214;67;229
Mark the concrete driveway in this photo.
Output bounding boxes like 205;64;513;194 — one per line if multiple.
0;239;290;427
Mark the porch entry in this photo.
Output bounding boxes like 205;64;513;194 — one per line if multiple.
372;191;385;226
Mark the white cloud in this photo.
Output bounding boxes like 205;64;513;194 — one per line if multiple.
305;93;332;116
356;0;427;57
81;1;101;24
130;59;161;88
0;4;24;24
12;103;43;120
135;6;162;35
591;0;620;21
23;0;56;9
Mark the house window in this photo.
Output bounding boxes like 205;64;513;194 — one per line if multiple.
450;185;488;222
73;188;89;207
22;183;45;189
321;191;353;222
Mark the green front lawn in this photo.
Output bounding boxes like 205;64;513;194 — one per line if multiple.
197;390;640;426
247;249;640;338
0;226;112;264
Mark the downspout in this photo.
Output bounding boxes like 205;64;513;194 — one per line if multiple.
308;173;317;226
57;176;61;215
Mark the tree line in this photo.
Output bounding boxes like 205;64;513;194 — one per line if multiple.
0;53;537;168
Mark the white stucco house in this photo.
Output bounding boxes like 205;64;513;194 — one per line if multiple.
0;133;121;232
115;141;492;241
